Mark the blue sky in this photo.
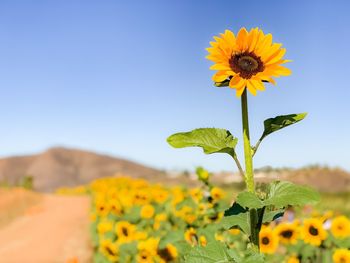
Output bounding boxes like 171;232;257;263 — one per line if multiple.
1;0;350;172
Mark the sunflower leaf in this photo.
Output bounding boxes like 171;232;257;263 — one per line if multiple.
214;79;230;87
264;181;320;208
219;213;250;235
262;113;307;138
184;241;236;262
236;192;264;209
167;128;238;156
262;209;284;223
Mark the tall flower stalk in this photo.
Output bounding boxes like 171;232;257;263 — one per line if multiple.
167;27;319;261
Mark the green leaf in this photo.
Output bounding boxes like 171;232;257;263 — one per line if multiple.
262;113;307;138
158;230;184;249
214;79;230;87
264;181;320;208
220;213;250;235
242;252;265;263
262;209;284;223
184;241;236;263
236;192;264;209
167;128;238;156
224;202;247;217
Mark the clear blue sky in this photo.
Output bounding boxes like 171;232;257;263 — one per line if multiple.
1;0;350;172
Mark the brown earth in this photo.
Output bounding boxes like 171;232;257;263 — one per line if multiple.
0;147;164;191
0;190;92;263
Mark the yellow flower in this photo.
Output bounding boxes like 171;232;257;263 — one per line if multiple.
158;244;178;261
275;222;299;245
259;226;279;254
286;255;300;263
206;27;291;96
215;233;224;242
140;204;155;219
199;235;207;246
189;188;203;203
333;249;350;263
137;238;159;263
108;198;123;216
210;187;224;201
331;216;350;239
184;228;197;245
99;239;119;262
301;218;327;246
228;229;240;235
97;220;113;235
115;221;137;242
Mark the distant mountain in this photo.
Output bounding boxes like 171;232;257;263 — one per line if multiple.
0;147;165;191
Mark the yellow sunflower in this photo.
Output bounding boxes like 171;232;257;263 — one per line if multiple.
333;248;350;263
206;27;291;96
99;239;119;262
184;228;197;245
137;237;160;263
286;255;300;263
115;221;137;242
140;204;155;219
210;187;225;201
275;222;299;245
259;226;279;254
158;243;178;262
301;218;327;246
331;216;350;239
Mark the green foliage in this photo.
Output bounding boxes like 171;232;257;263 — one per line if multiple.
236;192;264;209
262;113;307;138
184;241;235;262
167;128;238;157
264;181;320;208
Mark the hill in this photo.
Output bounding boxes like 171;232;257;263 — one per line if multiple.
0;147;164;191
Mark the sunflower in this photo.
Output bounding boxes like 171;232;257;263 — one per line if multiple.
259;226;279;254
301;218;327;246
158;243;178;262
115;221;137;242
331;216;350;239
210;187;225;201
184;228;198;245
99;239;119;262
137;238;160;263
286;255;300;263
140;204;155;219
199;235;207;246
333;248;350;263
275;222;299;245
206;27;291;96
97;220;114;235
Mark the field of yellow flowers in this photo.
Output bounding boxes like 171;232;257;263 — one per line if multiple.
57;174;350;263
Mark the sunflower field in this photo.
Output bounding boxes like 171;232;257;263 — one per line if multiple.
79;172;350;263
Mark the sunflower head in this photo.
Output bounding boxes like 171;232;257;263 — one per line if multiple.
206;27;291;97
331;215;350;239
275;222;299;245
302;218;327;246
333;248;350;263
259;226;279;254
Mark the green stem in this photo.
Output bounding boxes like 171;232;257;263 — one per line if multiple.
241;90;255;193
241;89;259;249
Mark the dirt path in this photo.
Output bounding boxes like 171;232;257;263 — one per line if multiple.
0;194;92;263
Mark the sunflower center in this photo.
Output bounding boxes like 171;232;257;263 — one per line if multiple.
261;237;270;245
229;52;264;79
122;227;129;236
106;246;116;256
281;230;293;239
309;226;319;236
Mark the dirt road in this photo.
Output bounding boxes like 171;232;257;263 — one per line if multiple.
0;194;92;263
